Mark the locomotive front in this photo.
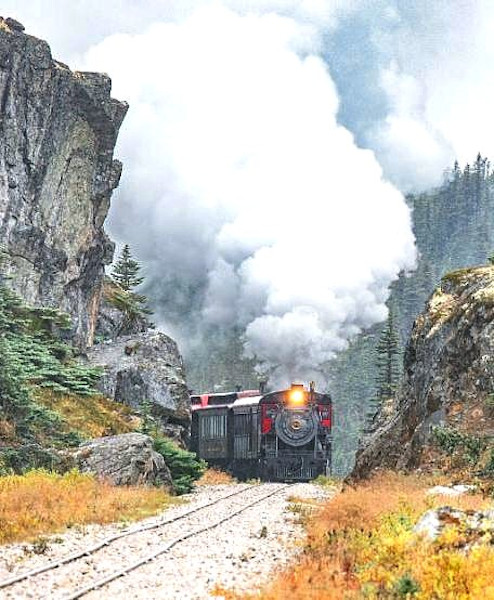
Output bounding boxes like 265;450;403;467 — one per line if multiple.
259;383;332;481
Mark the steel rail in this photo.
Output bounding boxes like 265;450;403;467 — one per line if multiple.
0;484;256;591
63;483;290;600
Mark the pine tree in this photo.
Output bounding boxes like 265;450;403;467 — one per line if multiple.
111;245;144;291
375;308;401;401
110;245;153;331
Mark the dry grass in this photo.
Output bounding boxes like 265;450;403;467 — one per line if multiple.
0;470;173;545
35;390;140;438
196;468;236;486
237;472;493;600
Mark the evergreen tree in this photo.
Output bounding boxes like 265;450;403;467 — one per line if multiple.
375;308;401;402
110;245;153;331
111;244;144;291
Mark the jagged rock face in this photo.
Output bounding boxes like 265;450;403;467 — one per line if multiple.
74;433;172;487
353;266;494;477
0;18;127;347
85;331;191;440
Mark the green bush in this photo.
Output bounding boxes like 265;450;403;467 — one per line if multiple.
0;444;67;475
431;426;487;464
394;574;420;597
0;265;94;472
153;436;206;494
0;288;102;396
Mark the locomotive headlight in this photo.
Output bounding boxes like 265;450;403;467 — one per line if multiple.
288;389;305;405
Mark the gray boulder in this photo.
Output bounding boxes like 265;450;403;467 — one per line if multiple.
74;433;172;487
85;330;191;440
414;506;494;545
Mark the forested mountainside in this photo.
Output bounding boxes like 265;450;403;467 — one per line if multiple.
331;154;494;474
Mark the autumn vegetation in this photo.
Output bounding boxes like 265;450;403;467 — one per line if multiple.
35;390;139;439
197;468;236;486
236;472;493;600
0;470;173;545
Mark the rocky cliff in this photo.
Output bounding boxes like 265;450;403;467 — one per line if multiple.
353;265;494;477
0;17;127;347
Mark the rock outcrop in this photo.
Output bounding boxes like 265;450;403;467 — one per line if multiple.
95;279;149;341
414;506;494;545
353;266;494;477
74;432;172;487
85;331;191;441
0;17;127;347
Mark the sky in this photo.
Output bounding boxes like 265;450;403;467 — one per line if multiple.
3;1;492;383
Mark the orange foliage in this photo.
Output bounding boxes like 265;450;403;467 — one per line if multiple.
197;468;236;486
239;472;492;600
0;470;172;544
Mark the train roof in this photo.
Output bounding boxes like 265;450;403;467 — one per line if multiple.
190;389;261;410
232;395;263;407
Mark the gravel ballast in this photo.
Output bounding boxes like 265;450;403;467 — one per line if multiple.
0;482;334;599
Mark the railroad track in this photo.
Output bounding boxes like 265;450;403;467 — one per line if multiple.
0;483;290;599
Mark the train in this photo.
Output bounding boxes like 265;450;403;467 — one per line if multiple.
190;383;332;481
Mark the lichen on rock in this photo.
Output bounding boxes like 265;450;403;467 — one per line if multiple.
0;17;127;347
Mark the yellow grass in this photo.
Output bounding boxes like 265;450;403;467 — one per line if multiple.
0;470;173;545
196;468;236;485
234;472;492;600
35;390;140;438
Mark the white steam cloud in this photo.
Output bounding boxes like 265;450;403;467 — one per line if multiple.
82;4;416;385
2;0;494;385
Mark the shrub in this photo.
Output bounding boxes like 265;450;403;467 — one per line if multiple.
153;436;206;494
0;278;102;398
394;574;420;597
196;468;236;486
0;273;101;472
0;469;171;544
431;425;487;464
239;472;491;600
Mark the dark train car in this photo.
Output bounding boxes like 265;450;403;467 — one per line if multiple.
190;390;260;475
190;384;332;481
230;394;262;479
190;394;232;471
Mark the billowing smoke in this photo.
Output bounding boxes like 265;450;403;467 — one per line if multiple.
6;0;494;383
5;1;494;190
81;4;415;385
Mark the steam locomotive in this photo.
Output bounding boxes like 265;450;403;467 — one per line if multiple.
190;383;332;481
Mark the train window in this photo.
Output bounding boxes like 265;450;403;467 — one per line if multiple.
200;413;227;439
234;413;251;435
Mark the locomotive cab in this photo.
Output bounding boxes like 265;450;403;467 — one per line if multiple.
259;383;332;482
